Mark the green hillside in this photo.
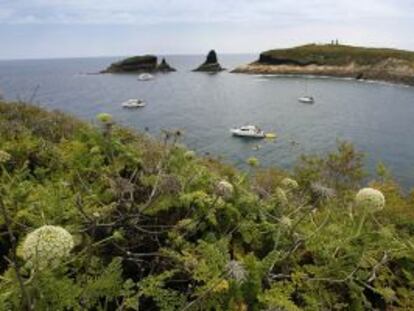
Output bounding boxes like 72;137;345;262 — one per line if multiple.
259;44;414;66
1;101;414;310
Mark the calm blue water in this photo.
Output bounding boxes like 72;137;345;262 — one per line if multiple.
1;55;414;188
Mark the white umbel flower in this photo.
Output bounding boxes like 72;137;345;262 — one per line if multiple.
275;187;288;205
216;180;234;200
21;225;74;270
280;216;292;228
355;188;385;212
0;150;11;163
281;178;299;190
184;150;196;160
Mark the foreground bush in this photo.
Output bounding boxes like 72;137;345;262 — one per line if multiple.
0;101;413;310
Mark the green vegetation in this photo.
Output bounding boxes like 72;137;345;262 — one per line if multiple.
103;55;158;73
115;55;157;66
259;44;414;66
1;101;414;310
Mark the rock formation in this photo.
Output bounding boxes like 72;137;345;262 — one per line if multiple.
193;50;225;72
102;55;157;73
102;56;176;73
157;58;176;72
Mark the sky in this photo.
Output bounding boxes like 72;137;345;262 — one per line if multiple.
0;0;413;59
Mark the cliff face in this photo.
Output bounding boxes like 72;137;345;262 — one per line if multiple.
193;50;225;72
232;44;414;86
102;56;176;73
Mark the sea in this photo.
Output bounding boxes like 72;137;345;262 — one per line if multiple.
1;54;414;189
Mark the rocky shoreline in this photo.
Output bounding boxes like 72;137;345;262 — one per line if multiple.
232;61;414;86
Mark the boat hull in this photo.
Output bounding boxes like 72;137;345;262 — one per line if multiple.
298;97;314;104
122;100;146;108
231;129;265;138
138;73;154;81
122;104;146;108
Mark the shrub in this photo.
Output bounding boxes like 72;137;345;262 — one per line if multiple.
0;101;413;310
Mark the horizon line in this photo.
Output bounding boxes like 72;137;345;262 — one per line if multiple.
0;52;259;62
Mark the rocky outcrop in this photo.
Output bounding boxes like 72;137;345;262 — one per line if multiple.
102;56;176;73
157;58;176;72
102;55;158;73
233;61;414;86
232;44;414;86
193;50;225;72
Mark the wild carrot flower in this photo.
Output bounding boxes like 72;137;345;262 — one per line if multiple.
280;215;292;228
275;187;288;205
21;225;74;270
355;188;385;212
184;150;196;160
96;113;113;124
216;180;234;200
281;177;299;190
0;150;11;163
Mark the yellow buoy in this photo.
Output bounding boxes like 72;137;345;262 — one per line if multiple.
265;133;277;139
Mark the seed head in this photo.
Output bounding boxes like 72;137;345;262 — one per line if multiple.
216;180;234;200
226;260;247;282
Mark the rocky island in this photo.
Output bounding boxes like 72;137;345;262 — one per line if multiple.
232;44;414;86
193;50;225;72
102;55;176;73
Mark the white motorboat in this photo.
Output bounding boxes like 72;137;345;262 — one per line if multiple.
138;73;154;81
230;125;265;138
122;99;146;108
298;96;314;104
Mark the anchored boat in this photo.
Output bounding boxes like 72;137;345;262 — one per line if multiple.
138;73;154;81
122;99;146;108
298;96;314;104
230;125;265;138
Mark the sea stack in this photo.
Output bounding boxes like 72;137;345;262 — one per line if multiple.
193;50;225;72
157;58;176;72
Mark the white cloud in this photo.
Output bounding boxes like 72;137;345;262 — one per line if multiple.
0;0;413;58
0;0;412;25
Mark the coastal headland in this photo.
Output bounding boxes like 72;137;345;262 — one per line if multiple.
232;44;414;86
